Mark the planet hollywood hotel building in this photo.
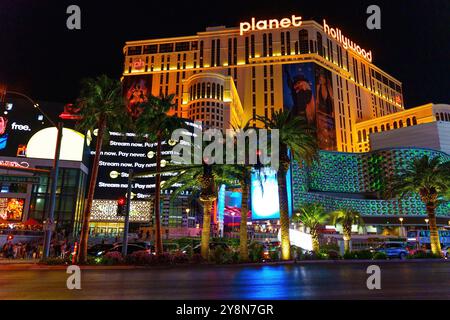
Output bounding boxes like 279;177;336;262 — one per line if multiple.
121;14;450;232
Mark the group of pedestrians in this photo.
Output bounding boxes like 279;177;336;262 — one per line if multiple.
1;241;41;259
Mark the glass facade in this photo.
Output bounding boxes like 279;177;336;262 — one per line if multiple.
28;167;86;235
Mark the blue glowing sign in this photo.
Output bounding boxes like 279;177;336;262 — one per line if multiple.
251;168;280;220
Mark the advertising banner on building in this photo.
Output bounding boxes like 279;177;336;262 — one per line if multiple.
0;198;25;221
0;98;61;158
122;75;153;119
282;62;336;150
88;130;181;200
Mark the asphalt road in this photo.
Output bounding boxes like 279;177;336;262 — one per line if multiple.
0;261;449;300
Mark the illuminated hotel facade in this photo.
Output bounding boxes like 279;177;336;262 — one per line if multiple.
121;15;450;230
122;16;404;152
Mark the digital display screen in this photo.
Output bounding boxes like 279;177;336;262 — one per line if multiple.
0;198;25;221
251;168;280;220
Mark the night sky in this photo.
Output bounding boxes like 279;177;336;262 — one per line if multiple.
0;0;449;108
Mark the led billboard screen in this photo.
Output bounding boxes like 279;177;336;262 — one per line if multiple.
0;198;25;221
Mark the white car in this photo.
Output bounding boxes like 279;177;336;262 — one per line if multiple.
441;246;450;258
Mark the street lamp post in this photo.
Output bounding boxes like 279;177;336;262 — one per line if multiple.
231;212;235;233
121;169;133;257
4;90;63;258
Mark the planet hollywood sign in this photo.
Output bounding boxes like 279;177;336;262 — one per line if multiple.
323;19;372;62
239;15;373;62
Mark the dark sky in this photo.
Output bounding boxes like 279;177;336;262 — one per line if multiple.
0;0;449;108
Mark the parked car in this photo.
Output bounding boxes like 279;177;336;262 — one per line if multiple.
97;243;148;256
87;243;114;256
441;246;450;258
374;242;409;259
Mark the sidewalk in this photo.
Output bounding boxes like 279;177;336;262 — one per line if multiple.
0;258;39;264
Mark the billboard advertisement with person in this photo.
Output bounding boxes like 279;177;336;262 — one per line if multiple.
282;63;336;150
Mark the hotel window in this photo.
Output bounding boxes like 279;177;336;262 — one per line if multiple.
201;83;206;98
233;38;237;65
393;121;398;129
159;43;174;53
300;31;310;52
316;32;323;57
406;118;411;126
211;39;216;67
263;34;267;57
191;41;198;50
286;31;291;55
245;37;249;64
281;32;285;55
143;45;157;54
212;83;216;99
200;41;204;67
268;33;273;56
250;35;255;58
217;39;221;66
207;83;211;98
175;42;190;52
127;46;142;55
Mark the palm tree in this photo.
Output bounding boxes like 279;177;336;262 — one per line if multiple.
221;164;253;262
134;94;185;255
163;163;236;259
256;110;318;260
386;155;450;255
330;208;364;253
75;75;131;264
293;203;328;252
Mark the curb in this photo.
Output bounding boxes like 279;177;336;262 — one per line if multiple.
0;258;447;270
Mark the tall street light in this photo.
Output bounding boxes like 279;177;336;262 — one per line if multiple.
4;90;63;258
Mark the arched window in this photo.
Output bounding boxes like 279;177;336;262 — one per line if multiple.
399;120;403;127
201;83;206;98
393;121;398;129
316;32;323;56
212;83;216;99
436;113;440;121
220;85;224;100
406;118;411;126
440;112;445;121
374;127;378;133
369;128;373;134
412;117;417;125
299;29;309;54
446;113;450;122
196;83;201;99
206;82;211;98
386;123;391;130
358;131;362;143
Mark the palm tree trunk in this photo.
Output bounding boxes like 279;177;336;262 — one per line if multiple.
427;205;442;255
153;133;163;256
311;230;320;253
200;200;212;260
78;118;106;264
277;165;291;260
343;224;352;253
239;180;249;262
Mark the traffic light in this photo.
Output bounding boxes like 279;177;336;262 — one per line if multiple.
116;197;127;216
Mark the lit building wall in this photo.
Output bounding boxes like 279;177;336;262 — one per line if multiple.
122;18;404;152
291;148;450;219
355;103;450;152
